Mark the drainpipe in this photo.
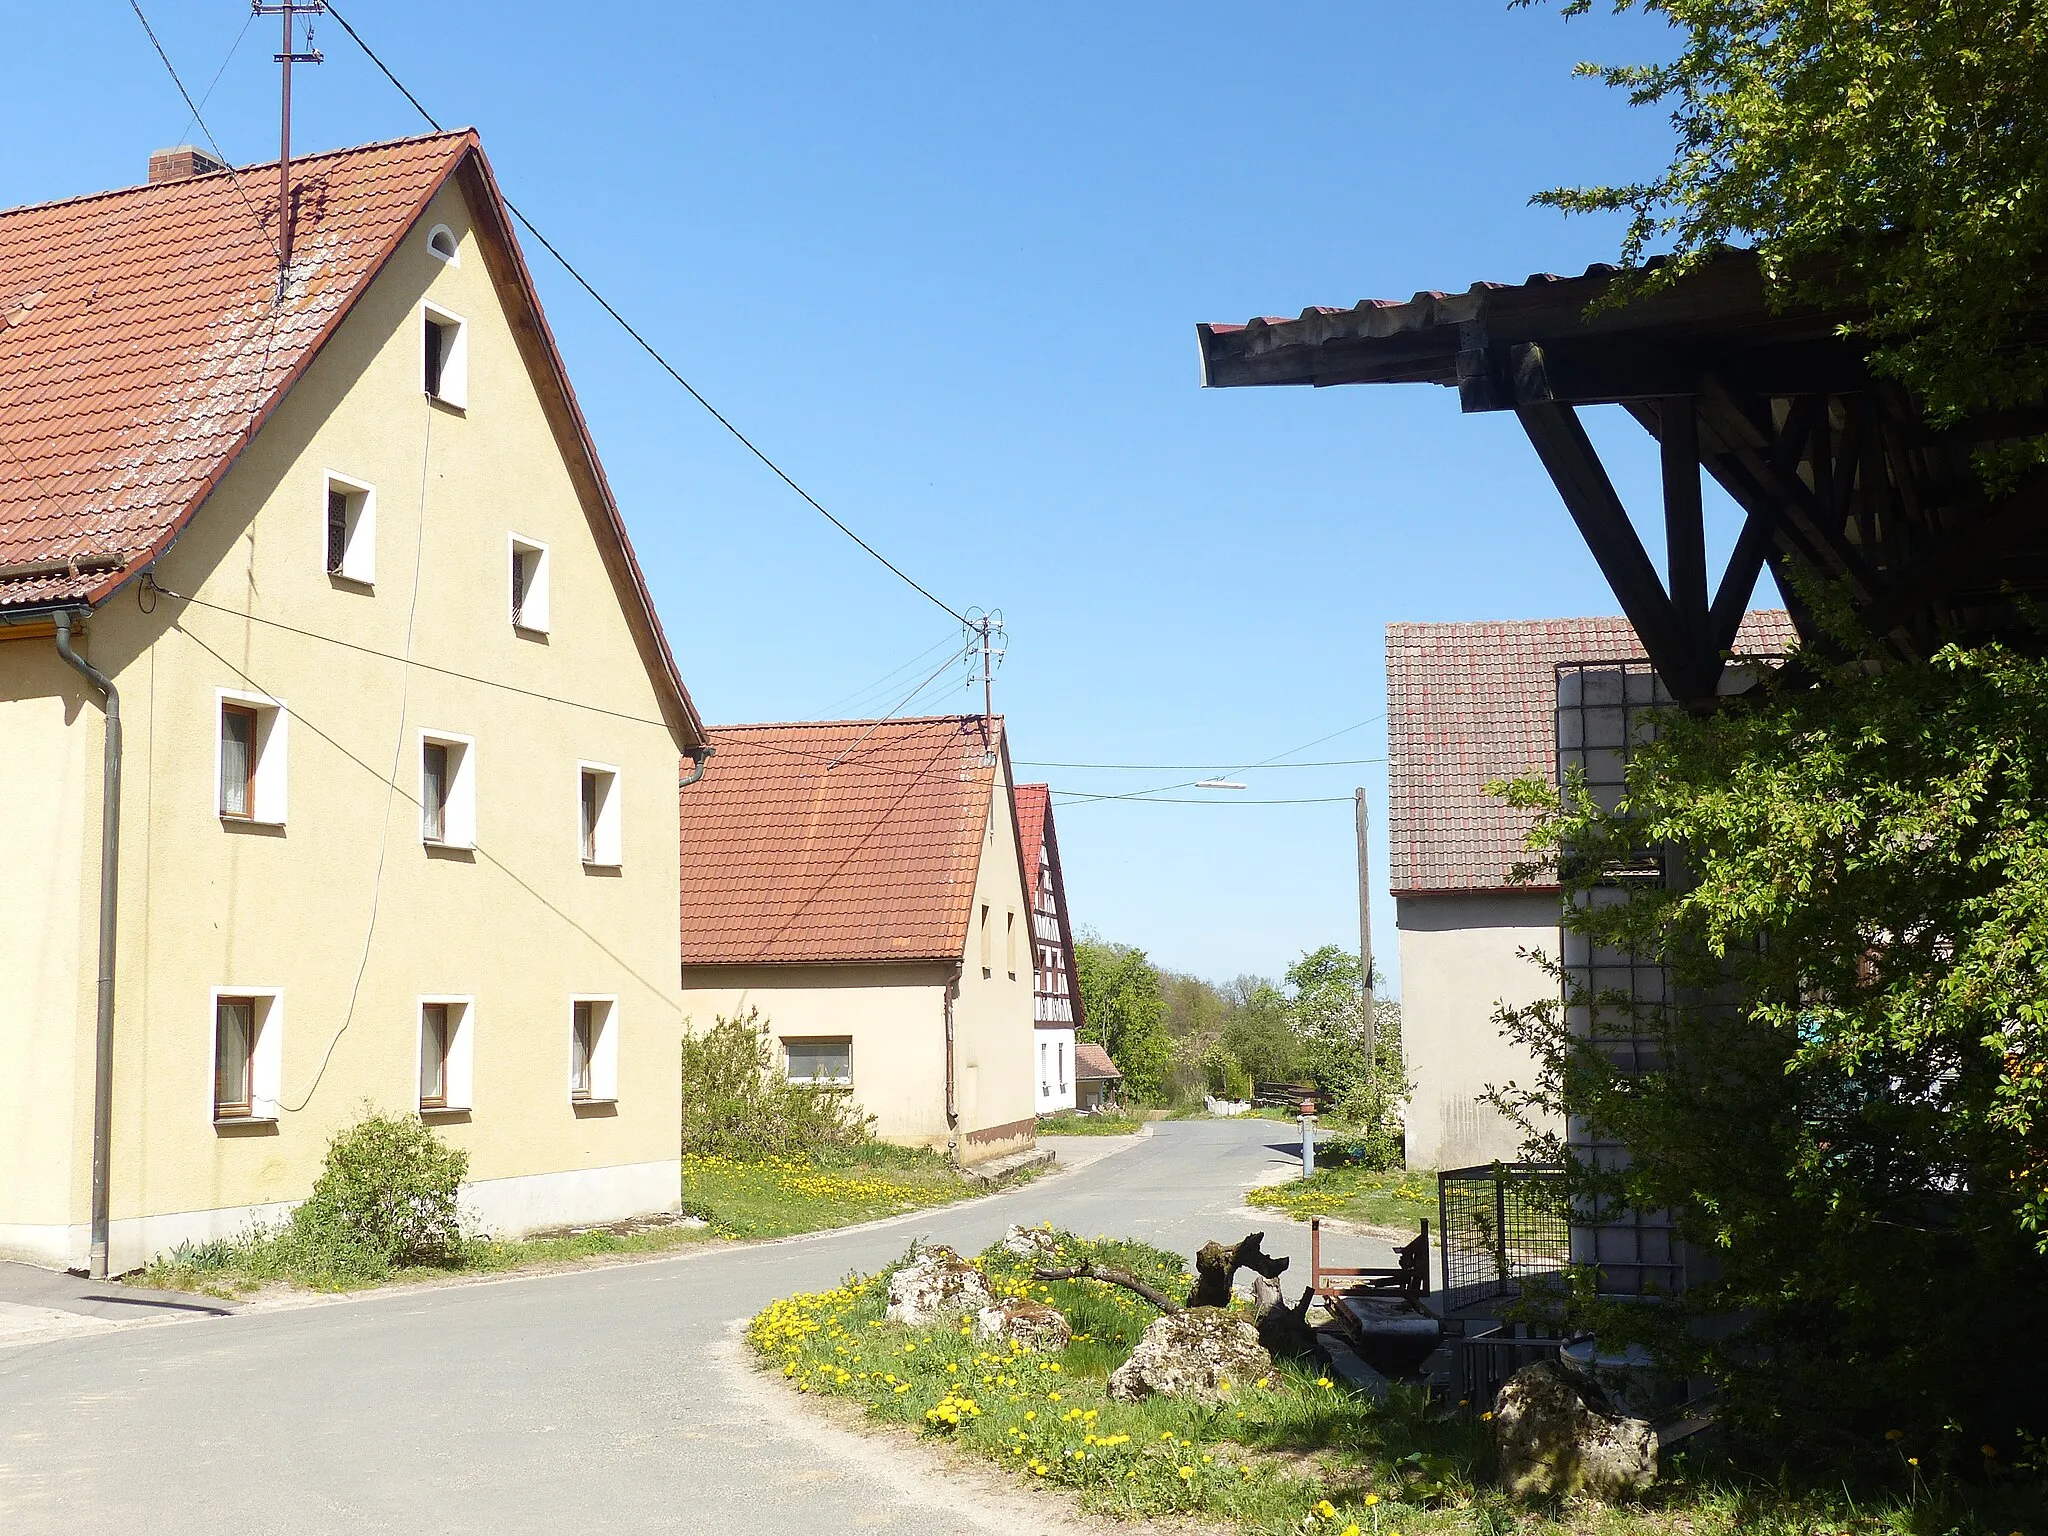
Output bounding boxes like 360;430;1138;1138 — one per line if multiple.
53;611;120;1280
944;970;960;1158
678;744;714;789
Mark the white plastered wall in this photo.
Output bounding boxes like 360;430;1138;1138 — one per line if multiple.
1034;1027;1076;1114
1396;890;1563;1171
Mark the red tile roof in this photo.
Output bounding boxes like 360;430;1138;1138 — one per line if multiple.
0;132;702;740
1386;611;1797;895
681;715;1013;966
1015;783;1049;907
1073;1042;1121;1082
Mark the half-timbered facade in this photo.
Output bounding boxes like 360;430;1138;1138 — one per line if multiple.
1014;784;1086;1115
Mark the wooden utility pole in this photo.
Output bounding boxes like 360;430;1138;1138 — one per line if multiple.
1355;787;1374;1064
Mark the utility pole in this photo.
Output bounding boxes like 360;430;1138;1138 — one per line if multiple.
254;0;325;278
1356;787;1375;1066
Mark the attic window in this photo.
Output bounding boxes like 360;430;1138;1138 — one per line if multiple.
422;303;467;407
509;534;550;633
426;223;459;264
323;471;374;585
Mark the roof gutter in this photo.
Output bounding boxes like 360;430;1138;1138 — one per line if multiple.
678;743;714;789
53;611;121;1280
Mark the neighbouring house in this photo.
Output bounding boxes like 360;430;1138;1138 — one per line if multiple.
1073;1043;1122;1112
1013;783;1087;1115
677;715;1038;1165
0;133;709;1274
1386;611;1793;1171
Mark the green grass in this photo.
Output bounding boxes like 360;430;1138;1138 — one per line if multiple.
1037;1111;1149;1136
135;1144;979;1297
681;1144;977;1237
750;1228;2048;1536
1247;1164;1438;1231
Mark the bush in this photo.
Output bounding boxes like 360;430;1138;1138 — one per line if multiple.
283;1107;468;1278
680;1009;876;1161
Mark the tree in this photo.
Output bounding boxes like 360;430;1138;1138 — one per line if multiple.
1220;976;1299;1085
1493;642;2048;1450
1284;947;1407;1155
1523;0;2048;466
1073;938;1172;1102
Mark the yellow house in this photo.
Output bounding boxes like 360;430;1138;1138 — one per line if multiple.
0;133;709;1275
678;716;1037;1165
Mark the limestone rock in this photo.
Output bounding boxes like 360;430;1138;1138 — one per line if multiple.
1493;1359;1657;1501
974;1297;1072;1351
885;1245;993;1328
1107;1308;1272;1404
1000;1223;1063;1260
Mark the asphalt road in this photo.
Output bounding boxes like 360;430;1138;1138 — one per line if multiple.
0;1120;1398;1535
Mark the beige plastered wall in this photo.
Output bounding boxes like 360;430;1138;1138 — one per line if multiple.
0;179;691;1271
1396;890;1562;1171
678;760;1037;1168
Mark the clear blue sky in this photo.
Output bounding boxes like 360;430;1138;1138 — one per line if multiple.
11;2;1766;996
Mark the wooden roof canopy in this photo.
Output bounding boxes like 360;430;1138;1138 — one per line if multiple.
1198;253;2048;708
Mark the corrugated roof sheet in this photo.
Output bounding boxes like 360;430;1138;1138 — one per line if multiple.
0;132;469;609
1073;1043;1121;1081
680;715;1006;966
1386;611;1797;895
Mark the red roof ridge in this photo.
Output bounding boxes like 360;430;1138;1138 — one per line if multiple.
709;713;1002;733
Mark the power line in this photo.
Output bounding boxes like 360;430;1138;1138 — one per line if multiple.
177;8;256;145
321;1;968;629
1053;715;1385;805
123;0;283;264
1018;756;1384;771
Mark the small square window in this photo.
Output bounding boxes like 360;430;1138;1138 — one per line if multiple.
509;534;550;633
570;998;618;1102
323;472;375;584
419;730;476;848
578;763;621;867
217;692;288;824
419;997;474;1111
784;1037;852;1087
212;988;282;1122
422;303;468;407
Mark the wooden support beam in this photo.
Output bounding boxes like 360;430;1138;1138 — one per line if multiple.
1709;505;1775;655
1515;399;1714;702
1660;397;1711;666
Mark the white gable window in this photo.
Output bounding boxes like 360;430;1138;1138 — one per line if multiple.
509;534;550;633
578;762;621;867
418;730;477;848
212;987;283;1123
570;997;619;1103
425;223;459;265
418;997;474;1112
422;302;467;408
216;689;288;825
323;470;375;585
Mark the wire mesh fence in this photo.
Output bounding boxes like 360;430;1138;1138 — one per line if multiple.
1436;1164;1570;1306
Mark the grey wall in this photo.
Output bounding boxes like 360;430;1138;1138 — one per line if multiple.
1396;890;1561;1170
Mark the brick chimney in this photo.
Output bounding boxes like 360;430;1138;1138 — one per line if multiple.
148;146;229;184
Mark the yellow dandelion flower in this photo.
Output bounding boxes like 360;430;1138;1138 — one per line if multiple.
1364;1494;1380;1506
1178;1465;1194;1479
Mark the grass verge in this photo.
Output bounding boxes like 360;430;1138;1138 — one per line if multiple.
749;1228;2045;1535
1247;1165;1436;1230
682;1145;978;1238
1037;1111;1149;1137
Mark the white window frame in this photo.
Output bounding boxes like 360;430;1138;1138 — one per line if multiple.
422;301;468;408
417;729;477;849
783;1036;853;1088
570;995;619;1103
425;222;460;265
210;986;283;1123
508;533;550;634
577;761;622;867
215;688;289;826
322;469;376;586
418;995;474;1112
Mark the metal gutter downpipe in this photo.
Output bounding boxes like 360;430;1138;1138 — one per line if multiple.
53;611;120;1279
678;744;714;789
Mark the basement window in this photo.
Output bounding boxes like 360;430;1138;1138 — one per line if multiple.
422;302;468;407
578;762;621;867
323;471;375;585
570;997;618;1103
419;997;474;1112
509;534;550;633
217;691;288;825
419;730;476;848
784;1037;853;1088
212;988;283;1123
426;223;459;264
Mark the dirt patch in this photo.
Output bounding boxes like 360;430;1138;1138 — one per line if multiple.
523;1212;709;1240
